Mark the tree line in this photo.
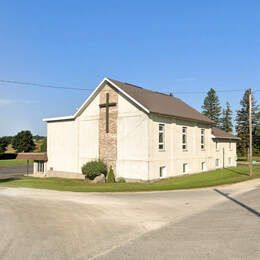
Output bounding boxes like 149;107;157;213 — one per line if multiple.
0;131;47;154
202;88;260;156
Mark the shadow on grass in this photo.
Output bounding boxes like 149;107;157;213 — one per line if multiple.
0;177;21;183
225;167;249;176
214;189;260;217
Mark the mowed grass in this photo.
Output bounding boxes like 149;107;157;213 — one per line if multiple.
0;159;33;167
238;156;260;162
0;165;260;192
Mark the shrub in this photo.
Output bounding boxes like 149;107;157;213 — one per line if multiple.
81;160;107;180
106;166;115;183
116;177;126;183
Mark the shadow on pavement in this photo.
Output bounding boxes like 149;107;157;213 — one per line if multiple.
214;189;260;217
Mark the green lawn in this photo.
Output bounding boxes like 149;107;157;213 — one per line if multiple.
0;159;33;167
0;165;259;192
238;156;260;162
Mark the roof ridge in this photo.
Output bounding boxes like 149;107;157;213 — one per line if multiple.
108;77;172;97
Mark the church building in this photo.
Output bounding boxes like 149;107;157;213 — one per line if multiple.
40;77;239;181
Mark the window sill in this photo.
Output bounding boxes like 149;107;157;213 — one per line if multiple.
158;149;166;152
182;149;188;152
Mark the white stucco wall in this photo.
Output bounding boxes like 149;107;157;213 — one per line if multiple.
47;120;77;173
47;92;100;174
117;94;149;180
147;115;238;180
77;93;100;171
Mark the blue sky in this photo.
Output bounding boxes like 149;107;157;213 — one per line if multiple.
0;0;260;136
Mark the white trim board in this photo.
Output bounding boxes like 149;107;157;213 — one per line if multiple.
43;77;150;122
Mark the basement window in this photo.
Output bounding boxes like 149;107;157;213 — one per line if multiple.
159;166;166;178
216;159;220;167
183;163;188;173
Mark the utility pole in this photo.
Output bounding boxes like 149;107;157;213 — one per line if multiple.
248;88;253;176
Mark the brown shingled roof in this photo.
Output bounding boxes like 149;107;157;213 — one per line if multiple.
109;78;214;125
212;127;240;140
17;153;48;161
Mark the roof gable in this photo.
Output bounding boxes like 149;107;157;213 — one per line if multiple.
43;77;214;125
108;78;214;125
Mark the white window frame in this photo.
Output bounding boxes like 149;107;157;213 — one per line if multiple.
159;166;166;178
37;161;44;172
215;159;220;167
216;141;219;151
158;123;165;151
201;162;206;171
201;129;205;150
182;127;187;151
183;163;188;173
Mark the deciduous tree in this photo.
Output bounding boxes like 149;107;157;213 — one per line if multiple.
12;130;36;153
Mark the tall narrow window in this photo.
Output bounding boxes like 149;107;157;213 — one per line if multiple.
182;127;187;150
201;129;205;150
158;124;165;150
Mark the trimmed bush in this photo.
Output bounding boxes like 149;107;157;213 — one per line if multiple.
116;177;126;183
106;166;115;183
81;160;107;180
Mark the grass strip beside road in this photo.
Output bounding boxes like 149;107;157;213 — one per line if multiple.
0;165;259;192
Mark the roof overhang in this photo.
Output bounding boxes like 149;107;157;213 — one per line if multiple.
17;153;48;161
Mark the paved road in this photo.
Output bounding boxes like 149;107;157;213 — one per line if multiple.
0;180;259;260
0;165;33;179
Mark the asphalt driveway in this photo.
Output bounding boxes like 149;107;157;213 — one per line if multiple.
0;179;259;259
0;165;33;179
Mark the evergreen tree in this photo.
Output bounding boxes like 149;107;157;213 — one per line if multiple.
220;102;233;132
236;89;259;156
202;88;222;126
12;130;36;153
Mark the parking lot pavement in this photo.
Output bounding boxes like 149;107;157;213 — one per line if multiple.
0;165;33;179
0;179;259;259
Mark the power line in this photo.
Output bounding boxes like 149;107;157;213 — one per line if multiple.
0;78;260;95
174;89;260;95
0;79;92;91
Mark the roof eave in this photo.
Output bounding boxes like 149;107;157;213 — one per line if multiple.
42;115;75;122
150;112;214;125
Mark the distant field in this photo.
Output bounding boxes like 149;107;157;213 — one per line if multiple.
5;139;44;154
0;159;33;167
238;156;260;162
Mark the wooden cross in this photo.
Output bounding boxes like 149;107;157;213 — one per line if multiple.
99;93;116;133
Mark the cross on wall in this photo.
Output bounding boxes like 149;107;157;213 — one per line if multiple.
99;93;117;133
